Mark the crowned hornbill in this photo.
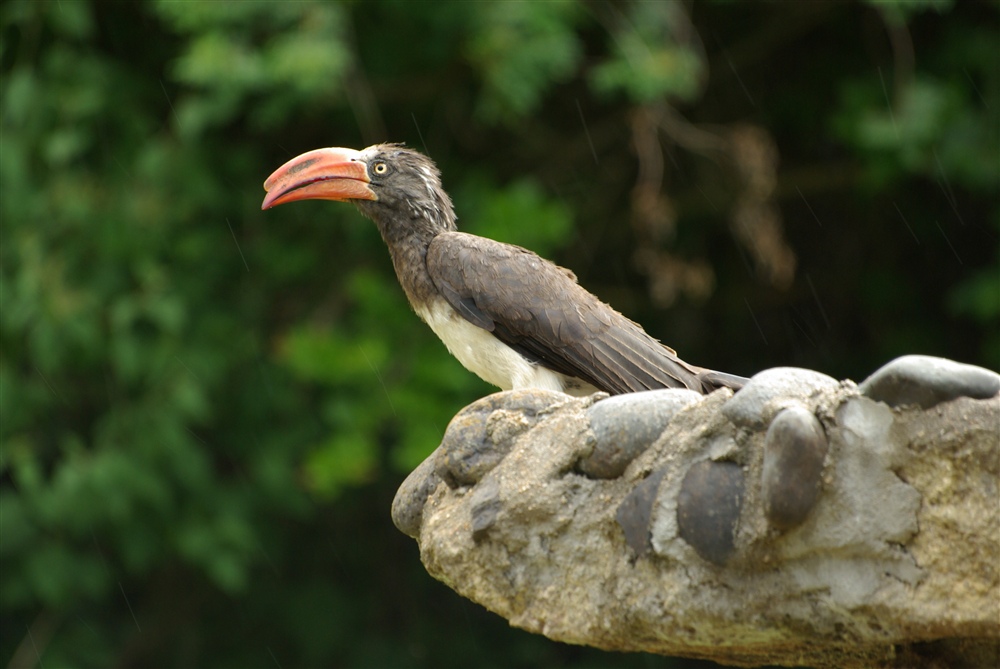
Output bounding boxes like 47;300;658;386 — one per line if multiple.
261;144;747;396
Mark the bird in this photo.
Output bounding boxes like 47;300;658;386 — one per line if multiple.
261;143;747;397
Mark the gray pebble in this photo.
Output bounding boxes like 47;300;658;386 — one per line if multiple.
615;467;670;556
722;368;838;429
392;453;444;539
676;460;745;566
763;406;829;530
470;478;502;542
581;389;702;478
436;390;564;487
859;355;1000;409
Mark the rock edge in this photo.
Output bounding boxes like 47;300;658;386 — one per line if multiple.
393;356;1000;668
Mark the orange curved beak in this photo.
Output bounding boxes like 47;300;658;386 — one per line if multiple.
261;147;376;210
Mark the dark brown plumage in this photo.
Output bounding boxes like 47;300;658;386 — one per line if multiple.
262;143;746;396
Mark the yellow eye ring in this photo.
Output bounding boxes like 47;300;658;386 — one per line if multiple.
373;162;388;174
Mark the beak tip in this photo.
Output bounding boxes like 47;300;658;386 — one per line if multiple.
260;191;277;210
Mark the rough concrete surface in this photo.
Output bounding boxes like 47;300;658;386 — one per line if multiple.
393;357;1000;668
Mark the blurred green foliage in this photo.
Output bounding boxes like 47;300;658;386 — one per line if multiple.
590;2;706;103
2;0;997;667
467;0;583;121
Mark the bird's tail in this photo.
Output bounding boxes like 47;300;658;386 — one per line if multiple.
697;369;749;393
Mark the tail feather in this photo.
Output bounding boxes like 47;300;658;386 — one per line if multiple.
697;369;749;393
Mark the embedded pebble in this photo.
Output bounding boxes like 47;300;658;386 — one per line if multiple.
859;355;1000;409
763;406;829;530
615;467;670;556
392;454;444;538
470;478;502;542
436;390;564;487
722;367;838;429
582;389;702;478
676;460;745;565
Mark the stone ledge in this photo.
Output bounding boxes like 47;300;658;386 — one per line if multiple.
392;356;1000;668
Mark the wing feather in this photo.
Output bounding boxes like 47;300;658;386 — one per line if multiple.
426;232;714;394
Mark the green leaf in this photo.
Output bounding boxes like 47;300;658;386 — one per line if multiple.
46;0;94;39
304;431;378;497
589;1;705;103
281;326;390;386
466;0;582;121
832;76;965;185
458;176;573;256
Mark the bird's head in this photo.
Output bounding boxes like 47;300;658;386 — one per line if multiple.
261;143;456;233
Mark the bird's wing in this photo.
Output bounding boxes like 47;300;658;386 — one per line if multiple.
426;231;709;394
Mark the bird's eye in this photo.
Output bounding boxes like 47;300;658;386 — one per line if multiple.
373;162;388;175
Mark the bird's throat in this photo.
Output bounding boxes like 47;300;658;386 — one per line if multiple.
359;206;444;311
